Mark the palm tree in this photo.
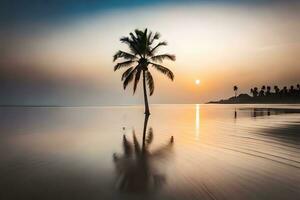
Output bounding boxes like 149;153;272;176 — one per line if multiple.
274;85;279;95
282;86;288;95
233;85;238;98
113;29;175;115
266;86;271;96
259;85;266;96
253;87;258;97
289;85;295;95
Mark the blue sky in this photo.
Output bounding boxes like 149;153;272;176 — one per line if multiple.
0;0;276;24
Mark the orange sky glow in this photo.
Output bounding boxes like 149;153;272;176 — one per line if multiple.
1;2;299;105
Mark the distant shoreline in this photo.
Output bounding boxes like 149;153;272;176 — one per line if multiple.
208;93;300;104
207;102;300;104
1;103;300;108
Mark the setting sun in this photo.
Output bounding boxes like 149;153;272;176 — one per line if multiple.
195;79;201;85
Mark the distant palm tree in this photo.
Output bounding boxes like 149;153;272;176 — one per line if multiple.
259;85;266;96
282;86;288;94
233;85;238;98
274;85;280;95
113;29;175;115
289;85;295;95
113;115;174;192
266;86;271;96
253;87;258;97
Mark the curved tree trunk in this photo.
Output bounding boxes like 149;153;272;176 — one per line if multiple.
142;70;150;115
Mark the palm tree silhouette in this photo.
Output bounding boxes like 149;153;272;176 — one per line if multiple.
274;85;280;95
224;83;300;103
250;88;254;97
289;85;295;95
259;85;266;97
253;87;258;97
266;86;271;96
113;28;176;115
282;86;288;95
233;85;238;98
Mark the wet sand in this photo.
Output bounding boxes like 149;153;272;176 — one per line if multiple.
0;104;299;200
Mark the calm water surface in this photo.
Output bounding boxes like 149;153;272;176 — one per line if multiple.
0;104;300;200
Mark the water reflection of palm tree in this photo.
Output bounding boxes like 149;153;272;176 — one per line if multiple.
113;115;174;193
234;108;237;119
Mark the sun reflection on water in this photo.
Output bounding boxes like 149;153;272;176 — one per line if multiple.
195;104;200;140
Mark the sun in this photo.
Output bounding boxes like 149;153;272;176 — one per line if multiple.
195;79;201;85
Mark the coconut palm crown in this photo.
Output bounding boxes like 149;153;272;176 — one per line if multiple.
233;85;238;97
113;28;175;115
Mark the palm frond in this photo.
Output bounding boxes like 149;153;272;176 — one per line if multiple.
133;69;141;94
114;60;135;71
149;41;167;55
150;63;174;81
120;36;132;45
120;37;141;56
132;131;141;154
147;31;153;45
151;54;176;63
153;32;160;40
145;70;154;95
134;29;144;38
132;28;148;56
146;127;153;145
122;135;133;156
121;67;133;81
123;69;136;89
113;50;137;61
149;31;160;44
129;32;138;43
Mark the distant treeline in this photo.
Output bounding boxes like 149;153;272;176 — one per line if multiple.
249;84;300;98
209;84;300;104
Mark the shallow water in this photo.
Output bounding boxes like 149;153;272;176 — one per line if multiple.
0;104;300;200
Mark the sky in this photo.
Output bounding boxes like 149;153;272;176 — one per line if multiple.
1;0;300;105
